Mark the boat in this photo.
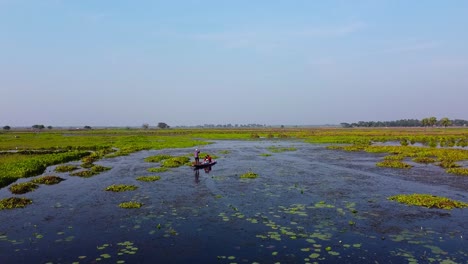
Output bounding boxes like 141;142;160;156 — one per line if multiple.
192;161;217;169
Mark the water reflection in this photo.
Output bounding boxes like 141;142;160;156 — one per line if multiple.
194;166;213;183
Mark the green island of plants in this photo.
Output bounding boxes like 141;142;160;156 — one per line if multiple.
32;175;65;185
0;197;33;210
267;146;297;153
161;156;190;168
55;165;79;172
119;201;143;209
388;193;468;210
446;168;468;176
136;176;161;182
9;182;39;194
105;184;138;192
70;165;111;178
376;160;412;169
240;171;258;179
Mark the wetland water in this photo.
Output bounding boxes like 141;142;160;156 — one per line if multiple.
0;140;467;263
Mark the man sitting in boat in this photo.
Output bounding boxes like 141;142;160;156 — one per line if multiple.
204;155;212;164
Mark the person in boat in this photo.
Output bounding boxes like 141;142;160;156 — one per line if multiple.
194;149;201;165
204;154;212;164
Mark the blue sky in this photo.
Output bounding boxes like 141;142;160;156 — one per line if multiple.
1;0;467;127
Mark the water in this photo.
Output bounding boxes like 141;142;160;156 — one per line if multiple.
0;140;467;263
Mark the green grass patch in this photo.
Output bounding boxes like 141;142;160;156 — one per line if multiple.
70;165;111;178
136;176;161;182
55;165;79;172
388;193;468;210
161;156;190;168
240;171;258;179
9;182;39;194
0;197;33;210
105;184;138;192
376;160;412;169
260;153;272;157
412;157;436;163
32;175;65;185
446;168;468;176
119;201;143;209
383;155;405;161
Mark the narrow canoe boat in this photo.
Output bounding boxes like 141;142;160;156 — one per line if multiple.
192;161;217;169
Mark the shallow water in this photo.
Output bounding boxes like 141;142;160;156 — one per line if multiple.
0;140;467;263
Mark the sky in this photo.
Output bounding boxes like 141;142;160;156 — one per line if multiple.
1;0;467;127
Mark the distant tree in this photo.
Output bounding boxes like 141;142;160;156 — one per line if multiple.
3;125;11;130
142;123;149;129
340;123;352;128
440;117;451;127
47;126;53;129
32;124;45;130
157;122;169;129
84;126;92;129
428;117;437;127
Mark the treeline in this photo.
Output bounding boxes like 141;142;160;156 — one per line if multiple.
341;118;468;128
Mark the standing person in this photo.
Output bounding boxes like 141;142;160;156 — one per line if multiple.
194;148;201;165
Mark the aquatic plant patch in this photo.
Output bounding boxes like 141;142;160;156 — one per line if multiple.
240;171;258;179
0;197;33;210
105;184;138;192
119;201;143;209
161;156;190;168
136;176;161;182
388;194;468;210
9;182;39;194
412;157;436;163
446;168;468;176
70;165;110;178
55;165;79;172
0;151;88;188
267;146;297;153
32;175;65;185
376;160;412;169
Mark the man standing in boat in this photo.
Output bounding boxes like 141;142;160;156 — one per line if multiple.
194;148;201;165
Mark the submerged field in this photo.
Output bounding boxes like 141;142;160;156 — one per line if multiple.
0;128;468;263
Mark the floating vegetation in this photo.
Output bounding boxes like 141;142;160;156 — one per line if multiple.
218;150;230;154
9;182;39;194
383;155;405;161
119;201;143;209
376;160;412;169
0;197;32;210
147;167;168;173
260;153;272;157
55;165;79;172
161;156;190;168
70;165;111;178
144;154;172;163
412;157;436;163
267;146;297;153
240;171;258;179
32;175;65;185
388;194;468;209
136;176;161;182
105;184;138;192
446;167;468;176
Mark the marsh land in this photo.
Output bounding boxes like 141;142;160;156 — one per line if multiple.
0;128;467;263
